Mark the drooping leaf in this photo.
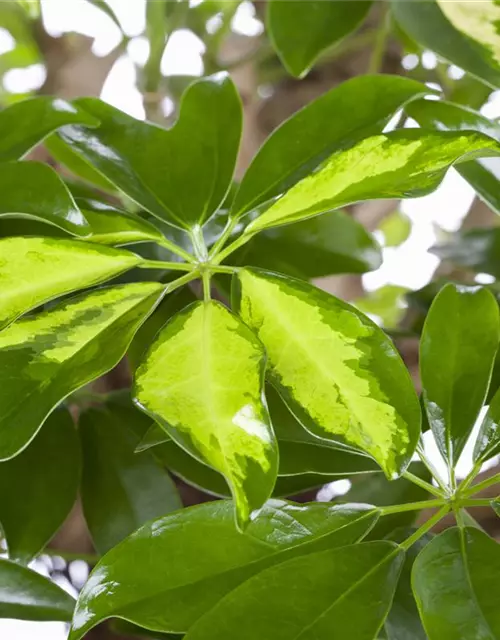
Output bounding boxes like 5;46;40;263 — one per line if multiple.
77;199;165;246
0;161;89;235
406;99;500;215
0;237;143;331
412;526;500;639
0;96;97;161
80;405;182;555
237;209;382;279
234;268;421;478
185;542;404;640
392;0;500;89
0;558;75;621
0;407;80;563
420;283;500;465
474;384;500;463
69;500;379;639
134;300;278;526
231;75;429;218
59;74;242;229
385;529;431;640
246;130;500;234
432;227;500;278
0;282;163;461
267;0;372;78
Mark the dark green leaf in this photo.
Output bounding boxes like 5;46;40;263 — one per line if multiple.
134;300;278;527
0;96;97;161
0;161;89;235
80;405;182;555
432;227;500;278
0;237;144;331
69;500;379;639
231;75;429;218
267;0;372;78
234;268;421;478
246;130;500;234
474;384;500;462
185;542;404;640
0;407;80;563
0;282;163;461
237;209;381;278
0;558;75;621
420;283;500;465
405;99;500;215
412;526;500;639
392;0;500;89
59;74;241;229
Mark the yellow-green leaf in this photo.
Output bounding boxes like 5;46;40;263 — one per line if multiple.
234;269;421;478
0;237;142;331
134;301;278;527
247;130;500;234
0;282;162;461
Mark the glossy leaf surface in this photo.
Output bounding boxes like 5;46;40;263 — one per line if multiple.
69;500;379;639
420;284;500;465
267;0;372;78
0;161;89;235
392;0;500;89
0;408;80;563
406;99;500;215
80;405;182;555
412;526;500;639
186;542;404;640
239;210;381;278
60;74;241;229
231;75;429;218
0;237;142;331
247;130;500;233
474;384;500;462
0;282;162;461
0;96;97;161
134;300;278;526
234;269;421;478
0;558;75;621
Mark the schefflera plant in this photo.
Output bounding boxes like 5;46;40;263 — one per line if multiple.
2;73;500;640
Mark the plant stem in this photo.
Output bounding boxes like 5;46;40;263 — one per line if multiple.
139;260;193;272
380;498;445;516
459;460;483;493
214;230;255;265
164;270;200;294
403;471;445;498
399;505;450;551
461;498;497;508
416;441;449;494
157;237;196;263
462;472;500;498
367;6;391;74
202;270;211;302
210;265;238;275
209;218;238;260
190;225;208;262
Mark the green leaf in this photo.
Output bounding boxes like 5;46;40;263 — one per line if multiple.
134;300;278;527
80;404;182;555
0;161;89;235
267;0;372;78
231;75;429;218
234;268;421;478
432;227;500;278
412;526;500;639
340;462;431;540
0;237;143;331
0;281;162;461
238;210;382;279
185;542;404;640
0;96;98;161
474;384;500;463
59;74;242;229
378;211;412;248
77;199;165;246
247;130;500;234
0;558;75;621
385;529;430;640
493;499;500;517
355;285;409;329
69;499;379;639
405;99;500;215
392;0;500;89
0;407;80;563
420;283;500;465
